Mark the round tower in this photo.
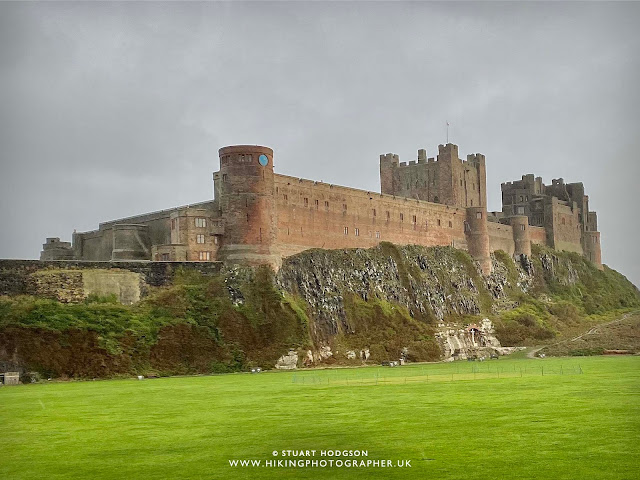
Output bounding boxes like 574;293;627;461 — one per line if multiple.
510;215;532;257
465;206;491;275
216;145;280;268
583;231;603;270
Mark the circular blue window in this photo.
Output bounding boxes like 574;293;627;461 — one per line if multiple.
259;154;268;166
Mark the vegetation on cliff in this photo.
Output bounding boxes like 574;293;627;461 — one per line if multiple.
0;243;638;378
0;266;311;377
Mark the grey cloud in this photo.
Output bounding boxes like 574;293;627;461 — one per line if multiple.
1;1;639;285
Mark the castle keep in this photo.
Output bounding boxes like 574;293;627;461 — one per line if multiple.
41;144;602;273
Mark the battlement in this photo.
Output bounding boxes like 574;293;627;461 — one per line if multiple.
464;153;486;166
437;143;459;158
379;153;400;166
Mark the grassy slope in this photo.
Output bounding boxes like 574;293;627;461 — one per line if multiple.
491;245;640;346
1;356;638;480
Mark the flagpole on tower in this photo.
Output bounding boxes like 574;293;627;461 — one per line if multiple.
446;121;450;143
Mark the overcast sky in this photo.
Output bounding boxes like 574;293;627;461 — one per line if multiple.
1;2;639;286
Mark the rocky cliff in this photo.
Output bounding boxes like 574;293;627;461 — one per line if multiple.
1;243;638;379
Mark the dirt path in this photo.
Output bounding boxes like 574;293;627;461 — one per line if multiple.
525;310;638;359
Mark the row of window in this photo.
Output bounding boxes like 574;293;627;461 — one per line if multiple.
220;154;253;164
157;251;212;261
283;218;455;237
281;196;459;225
171;217;208;230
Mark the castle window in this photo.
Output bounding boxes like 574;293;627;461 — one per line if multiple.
386;211;390;220
162;253;170;261
304;197;309;207
470;200;473;206
519;195;524;202
214;236;219;245
324;201;329;210
412;215;417;224
400;213;404;222
525;195;528;201
476;212;482;219
315;199;319;209
199;251;211;261
433;196;439;203
520;224;525;231
171;219;176;230
375;231;380;239
517;207;524;215
196;234;205;244
344;227;348;235
355;228;359;236
561;218;565;225
222;174;228;182
437;219;441;226
372;208;376;217
593;236;597;244
246;213;250;223
464;221;470;232
195;218;207;228
448;221;452;228
343;203;347;211
283;194;288;201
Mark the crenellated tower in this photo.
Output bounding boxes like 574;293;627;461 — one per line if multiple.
379;143;486;208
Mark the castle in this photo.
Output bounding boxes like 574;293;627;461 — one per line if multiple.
40;143;602;273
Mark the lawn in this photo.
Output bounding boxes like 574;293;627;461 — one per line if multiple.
1;356;638;480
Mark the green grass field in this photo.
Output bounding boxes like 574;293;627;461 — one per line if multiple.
1;356;638;480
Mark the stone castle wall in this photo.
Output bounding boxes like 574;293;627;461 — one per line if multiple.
0;260;223;297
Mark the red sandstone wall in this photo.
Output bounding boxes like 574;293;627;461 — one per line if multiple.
273;174;468;257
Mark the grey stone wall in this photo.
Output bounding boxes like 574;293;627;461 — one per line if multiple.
0;260;223;296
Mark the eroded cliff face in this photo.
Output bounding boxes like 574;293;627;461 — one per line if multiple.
274;243;638;365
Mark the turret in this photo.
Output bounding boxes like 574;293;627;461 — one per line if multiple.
509;215;531;257
379;153;399;195
465;206;491;275
583;231;603;270
216;145;280;268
